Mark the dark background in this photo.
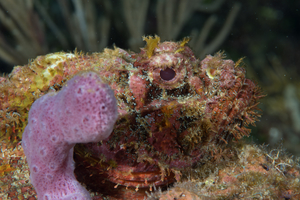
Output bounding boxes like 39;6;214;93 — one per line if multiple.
0;0;299;155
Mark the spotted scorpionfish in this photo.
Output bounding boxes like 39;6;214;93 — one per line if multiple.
0;36;262;198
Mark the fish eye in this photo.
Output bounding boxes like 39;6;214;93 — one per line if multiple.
160;67;176;81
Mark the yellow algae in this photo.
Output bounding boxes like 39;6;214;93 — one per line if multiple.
0;164;16;177
175;37;191;54
30;53;74;91
143;35;160;58
234;56;246;68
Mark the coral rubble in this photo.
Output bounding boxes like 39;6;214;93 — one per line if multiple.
2;142;300;199
147;144;300;200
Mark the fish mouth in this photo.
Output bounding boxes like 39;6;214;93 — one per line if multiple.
73;96;206;189
106;166;175;188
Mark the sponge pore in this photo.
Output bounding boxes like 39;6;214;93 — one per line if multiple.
22;72;118;200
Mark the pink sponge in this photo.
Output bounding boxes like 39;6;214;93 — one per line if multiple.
22;72;118;200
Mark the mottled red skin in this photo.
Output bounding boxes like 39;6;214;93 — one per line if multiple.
0;37;262;199
73;39;262;197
